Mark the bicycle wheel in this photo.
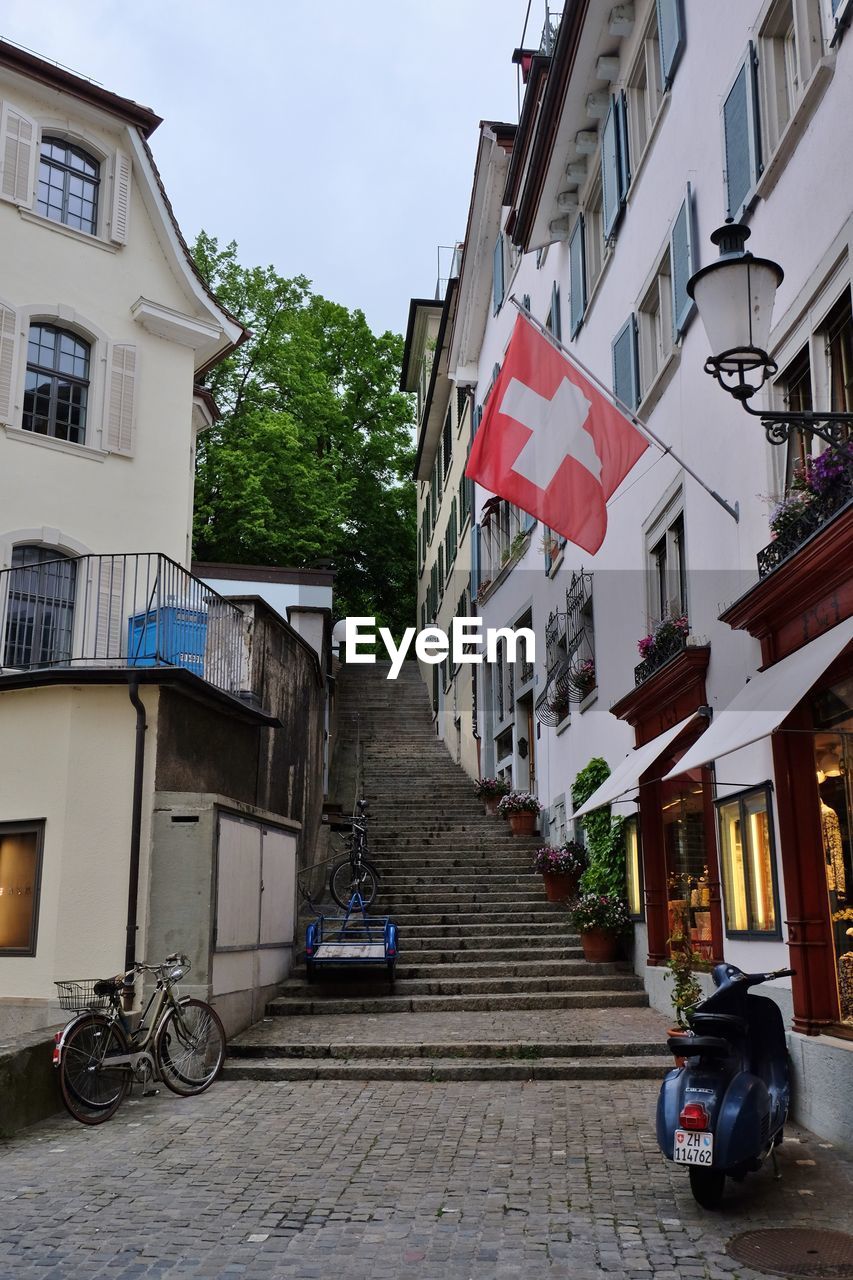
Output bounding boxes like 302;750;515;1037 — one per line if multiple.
155;999;226;1096
58;1014;130;1125
329;856;379;908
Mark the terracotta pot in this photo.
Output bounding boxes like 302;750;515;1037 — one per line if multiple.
483;796;501;816
580;927;620;963
508;810;537;836
541;870;581;902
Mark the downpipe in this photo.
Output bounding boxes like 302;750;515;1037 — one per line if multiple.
125;675;148;979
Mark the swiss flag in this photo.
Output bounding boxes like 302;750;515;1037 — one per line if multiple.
465;314;649;554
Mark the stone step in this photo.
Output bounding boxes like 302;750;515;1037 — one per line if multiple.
284;974;642;998
293;958;627;981
266;990;650;1016
220;1055;670;1082
369;908;566;925
359;945;586;963
227;1037;664;1061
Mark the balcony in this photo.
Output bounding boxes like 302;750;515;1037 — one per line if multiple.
757;478;853;579
634;617;689;686
0;552;245;696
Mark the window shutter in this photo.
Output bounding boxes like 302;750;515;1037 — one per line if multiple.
722;44;761;221
106;344;137;455
471;523;481;599
612;315;640;411
656;0;686;89
670;183;695;340
0;103;37;207
601;99;621;239
93;555;126;660
616;92;631;194
110;150;132;245
550;282;562;342
492;235;504;314
569;215;587;337
522;293;531;313
0;302;18;424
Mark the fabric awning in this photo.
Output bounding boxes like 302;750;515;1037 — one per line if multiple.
573;714;698;817
663;616;853;780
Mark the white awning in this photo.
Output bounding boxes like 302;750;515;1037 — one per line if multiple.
573;714;698;818
664;617;853;780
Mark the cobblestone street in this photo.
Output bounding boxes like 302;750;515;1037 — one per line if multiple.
2;1079;852;1280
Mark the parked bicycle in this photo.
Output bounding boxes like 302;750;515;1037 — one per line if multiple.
53;953;225;1125
328;798;379;908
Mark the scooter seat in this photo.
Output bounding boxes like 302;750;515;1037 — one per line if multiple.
668;1034;730;1056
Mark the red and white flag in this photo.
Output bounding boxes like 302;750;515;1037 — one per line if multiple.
465;314;649;554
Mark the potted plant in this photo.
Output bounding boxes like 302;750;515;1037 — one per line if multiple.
664;944;705;1066
567;893;630;962
474;776;510;816
497;790;541;835
570;659;596;700
533;841;587;901
637;615;690;665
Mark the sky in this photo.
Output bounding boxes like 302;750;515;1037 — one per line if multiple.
2;0;534;336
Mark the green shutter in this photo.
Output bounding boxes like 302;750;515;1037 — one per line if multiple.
722;44;762;221
550;282;562;342
670;183;695;340
656;0;686;89
601;99;621;238
472;523;481;599
569;215;586;337
612;315;640;411
616;92;630;195
493;235;505;314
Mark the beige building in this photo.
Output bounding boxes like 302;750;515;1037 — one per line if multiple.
402;274;478;779
0;43;327;1039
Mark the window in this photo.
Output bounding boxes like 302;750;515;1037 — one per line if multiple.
3;545;77;669
758;0;825;156
646;502;687;625
601;93;630;238
0;821;44;955
612;314;640;411
716;785;780;937
780;345;814;487
625;816;644;919
23;324;90;444
546;282;562;342
638;254;673;396
569;215;587;337
37;137;100;235
627;9;664;162
722;44;762;220
583;176;606;297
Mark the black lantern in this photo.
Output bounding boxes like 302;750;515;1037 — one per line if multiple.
688;223;853;447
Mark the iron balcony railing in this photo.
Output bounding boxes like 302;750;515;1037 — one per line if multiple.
757;483;853;578
0;551;245;696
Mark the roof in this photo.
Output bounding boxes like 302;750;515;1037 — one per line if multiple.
0;39;162;136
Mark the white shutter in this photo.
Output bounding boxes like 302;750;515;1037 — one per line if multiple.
93;555;126;660
0;103;37;207
106;344;137;454
0;302;18;424
110;150;131;244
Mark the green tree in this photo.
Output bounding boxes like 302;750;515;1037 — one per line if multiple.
571;757;626;898
192;233;416;634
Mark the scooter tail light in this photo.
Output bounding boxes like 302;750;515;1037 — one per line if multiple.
679;1102;709;1131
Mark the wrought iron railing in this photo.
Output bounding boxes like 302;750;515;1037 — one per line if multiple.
0;552;246;696
633;626;688;686
757;487;853;578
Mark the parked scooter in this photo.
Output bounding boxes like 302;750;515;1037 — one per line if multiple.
656;962;795;1209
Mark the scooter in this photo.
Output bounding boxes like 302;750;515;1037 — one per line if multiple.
656;962;795;1209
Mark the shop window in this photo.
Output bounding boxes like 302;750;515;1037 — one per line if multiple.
625;815;644;920
662;776;713;957
810;718;853;1027
0;821;44;955
716;785;781;938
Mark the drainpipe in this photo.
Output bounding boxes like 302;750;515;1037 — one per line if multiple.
125;675;148;977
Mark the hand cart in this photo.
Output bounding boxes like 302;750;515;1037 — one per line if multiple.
305;892;399;987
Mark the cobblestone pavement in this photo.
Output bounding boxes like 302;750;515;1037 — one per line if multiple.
1;1080;852;1280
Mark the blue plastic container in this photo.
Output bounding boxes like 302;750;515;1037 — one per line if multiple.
127;606;207;676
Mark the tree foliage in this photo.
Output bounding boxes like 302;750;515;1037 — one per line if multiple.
192;233;416;634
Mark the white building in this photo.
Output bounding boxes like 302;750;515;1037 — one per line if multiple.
429;0;853;1144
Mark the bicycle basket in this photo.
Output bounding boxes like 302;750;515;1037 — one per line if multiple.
54;980;112;1013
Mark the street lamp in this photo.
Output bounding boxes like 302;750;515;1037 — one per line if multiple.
687;222;853;448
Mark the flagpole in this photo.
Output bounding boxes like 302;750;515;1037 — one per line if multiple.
509;297;740;524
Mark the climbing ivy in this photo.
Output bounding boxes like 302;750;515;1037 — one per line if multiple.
571;757;626;898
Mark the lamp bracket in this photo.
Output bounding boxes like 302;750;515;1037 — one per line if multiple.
740;399;853;448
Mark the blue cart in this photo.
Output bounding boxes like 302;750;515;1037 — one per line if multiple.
305;893;399;986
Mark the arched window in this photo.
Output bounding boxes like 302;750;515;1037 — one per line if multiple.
37;137;100;235
3;546;77;669
23;324;90;444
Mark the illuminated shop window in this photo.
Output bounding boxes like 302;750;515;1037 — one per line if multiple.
625;816;644;920
0;822;44;955
716;786;780;938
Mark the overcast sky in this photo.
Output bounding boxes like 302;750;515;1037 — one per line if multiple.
3;1;534;336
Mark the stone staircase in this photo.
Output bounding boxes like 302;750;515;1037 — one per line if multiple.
224;661;670;1080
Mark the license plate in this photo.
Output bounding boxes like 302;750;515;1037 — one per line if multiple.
673;1129;714;1165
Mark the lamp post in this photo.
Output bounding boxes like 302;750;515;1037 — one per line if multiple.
687;223;853;448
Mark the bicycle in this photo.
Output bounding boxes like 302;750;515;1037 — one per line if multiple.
53;953;226;1126
328;798;380;908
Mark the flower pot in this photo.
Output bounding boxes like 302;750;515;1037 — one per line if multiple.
483;796;501;816
580;927;620;963
508;810;537;836
541;870;581;902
